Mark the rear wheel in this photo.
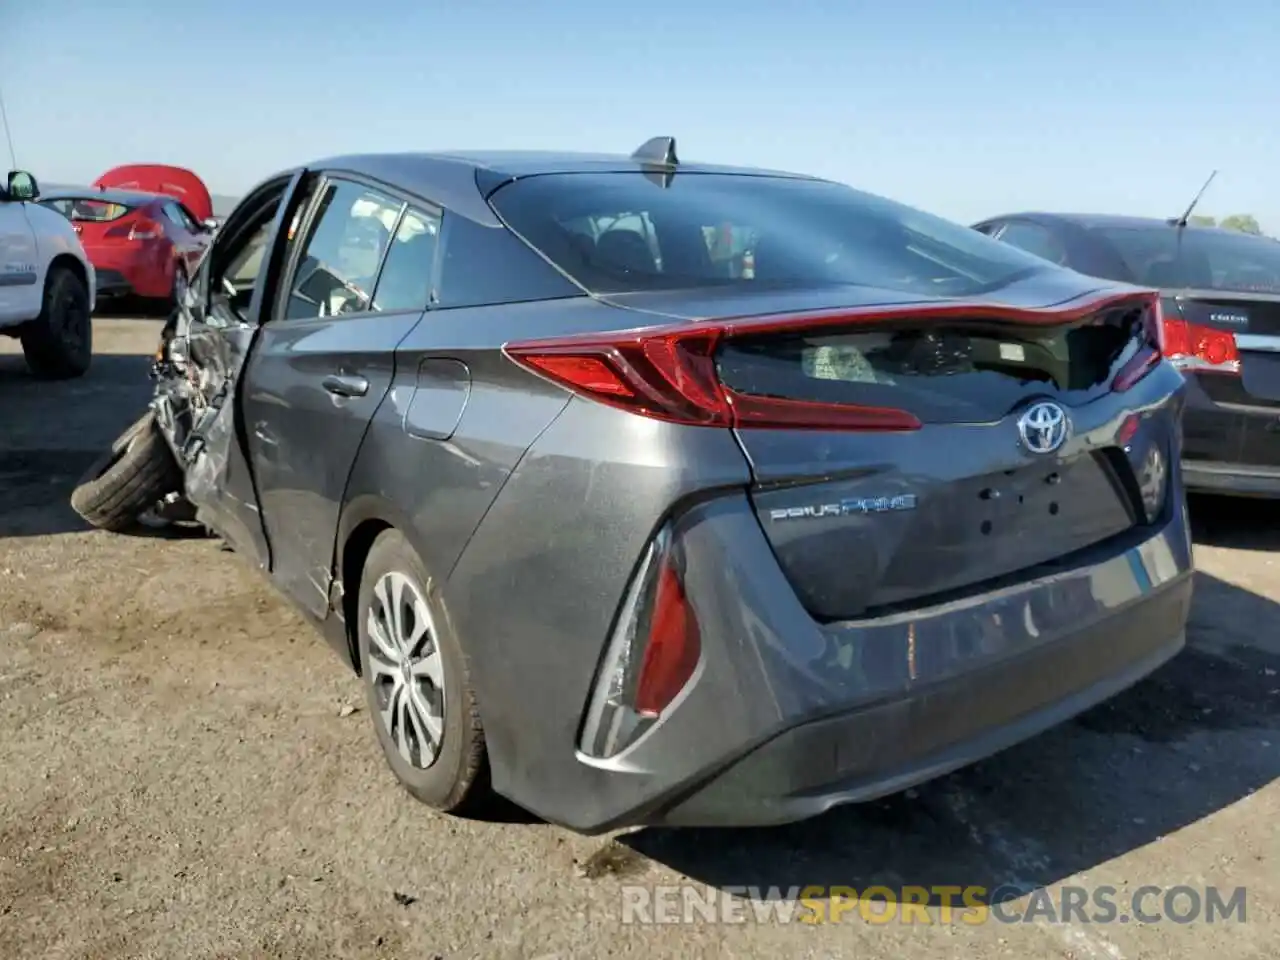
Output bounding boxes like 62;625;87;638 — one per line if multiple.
21;265;92;380
356;530;491;813
70;410;184;532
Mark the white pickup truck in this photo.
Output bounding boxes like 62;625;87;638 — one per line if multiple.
0;170;96;378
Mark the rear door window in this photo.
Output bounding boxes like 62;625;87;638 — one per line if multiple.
285;179;404;320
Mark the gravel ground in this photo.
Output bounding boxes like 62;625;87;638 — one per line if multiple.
1;317;1277;960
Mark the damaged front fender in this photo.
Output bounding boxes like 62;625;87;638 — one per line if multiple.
151;302;271;568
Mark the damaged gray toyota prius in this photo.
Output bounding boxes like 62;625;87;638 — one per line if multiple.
70;139;1194;834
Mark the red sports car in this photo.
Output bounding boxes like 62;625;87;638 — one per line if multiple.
38;186;214;304
94;163;215;224
37;164;217;305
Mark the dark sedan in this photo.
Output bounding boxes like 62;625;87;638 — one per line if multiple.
73;142;1193;834
974;212;1280;497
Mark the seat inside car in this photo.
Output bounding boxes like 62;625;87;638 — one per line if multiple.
593;229;656;274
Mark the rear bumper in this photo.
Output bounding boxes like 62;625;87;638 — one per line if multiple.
93;268;133;299
82;244;173;300
658;580;1186;827
1182;460;1280;498
1182;370;1280;497
471;490;1193;834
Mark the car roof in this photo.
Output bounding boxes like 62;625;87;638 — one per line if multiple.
40;187;165;207
292;149;826;225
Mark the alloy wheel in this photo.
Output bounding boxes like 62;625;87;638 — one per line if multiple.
366;571;447;769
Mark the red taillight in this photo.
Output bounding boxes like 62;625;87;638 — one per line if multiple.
1117;413;1141;447
509;290;1159;429
105;216;163;241
128;218;163;241
578;524;704;758
507;318;929;431
1161;314;1240;374
633;558;701;718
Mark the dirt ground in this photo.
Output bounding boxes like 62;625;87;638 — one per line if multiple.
1;316;1277;960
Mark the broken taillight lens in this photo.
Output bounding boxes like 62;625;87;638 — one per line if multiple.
508;290;1163;427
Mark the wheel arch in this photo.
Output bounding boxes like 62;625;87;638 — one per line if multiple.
48;252;88;292
334;494;430;675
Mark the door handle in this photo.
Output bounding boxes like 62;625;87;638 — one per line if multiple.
322;373;369;398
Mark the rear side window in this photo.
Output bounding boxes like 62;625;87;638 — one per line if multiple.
996;222;1069;265
371;207;441;313
489;172;1057;297
1095;226;1280;294
716;304;1147;424
435;213;581;309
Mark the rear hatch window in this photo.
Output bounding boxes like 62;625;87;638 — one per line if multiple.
717;304;1146;424
488;172;1059;299
1095;225;1280;295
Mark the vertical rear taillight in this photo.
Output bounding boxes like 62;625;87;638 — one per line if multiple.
578;525;702;760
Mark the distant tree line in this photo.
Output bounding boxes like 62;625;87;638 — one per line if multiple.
1187;213;1266;235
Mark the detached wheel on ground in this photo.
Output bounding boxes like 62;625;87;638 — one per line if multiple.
70;410;184;532
357;529;491;814
21;264;93;380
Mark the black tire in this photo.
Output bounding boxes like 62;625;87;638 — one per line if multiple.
70;410;184;532
21;265;93;380
357;529;491;814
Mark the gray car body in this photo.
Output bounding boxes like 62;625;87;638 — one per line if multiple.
163;152;1194;834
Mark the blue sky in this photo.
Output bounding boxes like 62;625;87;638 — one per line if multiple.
3;0;1277;230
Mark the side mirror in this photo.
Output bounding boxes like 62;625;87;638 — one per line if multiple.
6;170;39;201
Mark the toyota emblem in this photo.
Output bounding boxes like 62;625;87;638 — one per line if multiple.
1017;401;1070;455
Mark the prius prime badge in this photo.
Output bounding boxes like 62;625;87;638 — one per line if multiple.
1017;401;1069;455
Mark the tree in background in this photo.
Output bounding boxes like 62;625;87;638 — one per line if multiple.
1219;214;1263;235
1189;215;1217;227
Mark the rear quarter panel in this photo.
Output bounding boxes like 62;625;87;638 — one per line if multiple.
336;297;635;634
441;395;752;825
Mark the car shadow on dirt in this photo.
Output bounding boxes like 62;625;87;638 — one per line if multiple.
0;351;174;539
614;565;1279;905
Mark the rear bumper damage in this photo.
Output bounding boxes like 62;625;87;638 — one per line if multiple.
657;567;1188;827
460;471;1193;834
